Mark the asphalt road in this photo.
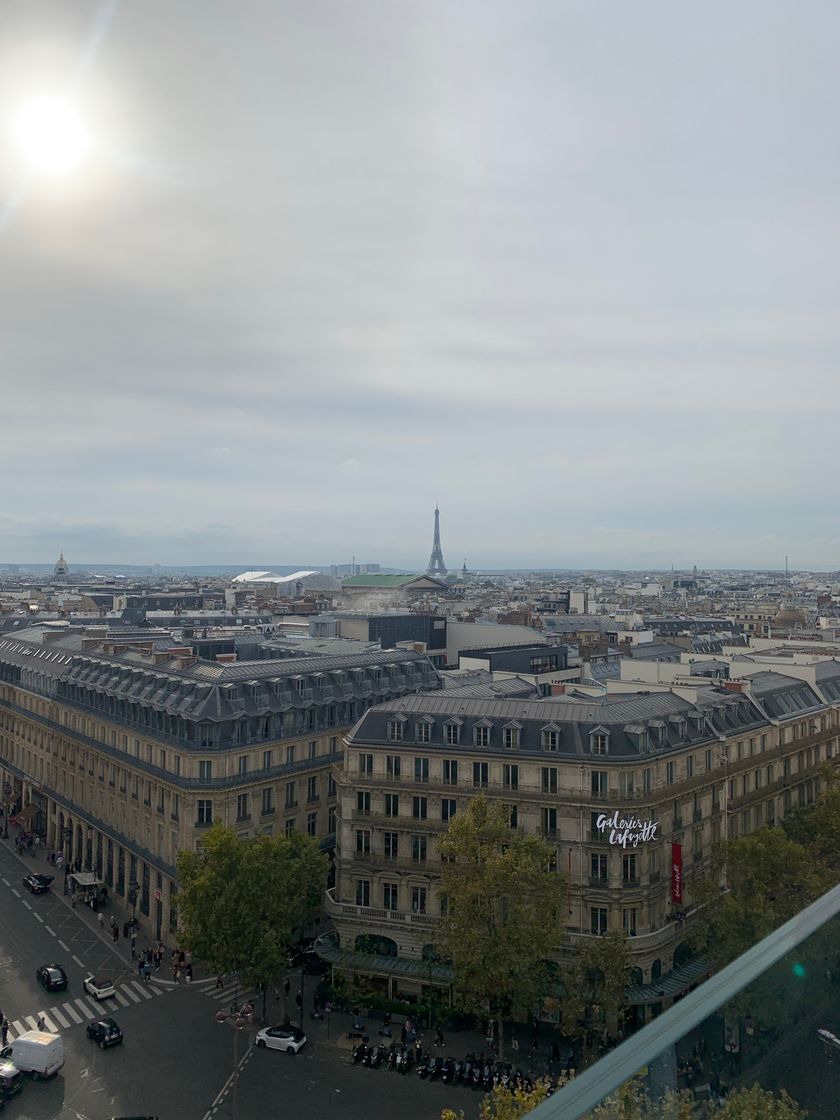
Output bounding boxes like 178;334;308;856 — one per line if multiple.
0;840;481;1120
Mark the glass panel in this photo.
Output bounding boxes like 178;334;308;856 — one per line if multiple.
534;883;840;1120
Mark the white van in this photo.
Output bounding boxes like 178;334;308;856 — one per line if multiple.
2;1030;65;1079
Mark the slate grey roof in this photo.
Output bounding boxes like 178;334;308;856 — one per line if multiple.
347;687;769;760
182;648;427;682
628;641;684;661
742;671;825;720
0;637;440;731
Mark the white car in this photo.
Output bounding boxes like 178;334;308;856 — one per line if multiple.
83;975;116;1000
255;1025;307;1054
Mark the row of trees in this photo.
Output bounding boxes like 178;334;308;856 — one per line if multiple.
692;767;840;963
443;1081;806;1120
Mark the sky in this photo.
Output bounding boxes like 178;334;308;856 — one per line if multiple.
1;1;839;571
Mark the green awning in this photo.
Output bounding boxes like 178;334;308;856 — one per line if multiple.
314;935;454;983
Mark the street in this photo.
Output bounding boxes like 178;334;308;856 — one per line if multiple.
0;841;475;1120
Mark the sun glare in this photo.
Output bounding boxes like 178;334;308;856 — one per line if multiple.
13;97;89;175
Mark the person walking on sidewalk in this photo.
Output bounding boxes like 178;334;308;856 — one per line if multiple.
97;911;104;930
1;1017;8;1048
215;974;224;990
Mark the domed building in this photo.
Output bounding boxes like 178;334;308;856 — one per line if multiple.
773;603;808;629
52;552;70;582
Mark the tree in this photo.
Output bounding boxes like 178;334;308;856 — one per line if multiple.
176;824;328;998
692;827;825;964
441;1078;559;1120
436;795;564;1057
716;1084;806;1120
562;931;632;1046
585;1081;694;1119
785;768;840;881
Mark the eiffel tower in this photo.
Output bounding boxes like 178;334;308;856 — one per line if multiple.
425;504;448;579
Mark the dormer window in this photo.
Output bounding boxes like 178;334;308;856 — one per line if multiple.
541;727;560;752
473;724;489;747
503;725;520;750
591;730;609;756
388;719;404;742
416;721;431;744
445;721;461;746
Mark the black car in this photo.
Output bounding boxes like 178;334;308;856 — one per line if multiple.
36;964;68;992
22;874;54;895
87;1017;123;1049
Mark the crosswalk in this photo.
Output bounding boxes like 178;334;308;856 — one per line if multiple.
203;975;257;1007
5;981;166;1041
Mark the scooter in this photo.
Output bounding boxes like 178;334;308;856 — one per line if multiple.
451;1059;464;1085
428;1056;444;1081
482;1062;494;1091
440;1057;456;1084
351;1042;369;1065
416;1054;430;1079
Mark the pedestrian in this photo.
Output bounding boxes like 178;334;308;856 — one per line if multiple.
295;990;302;1009
215;974;224;990
178;949;185;966
142;961;151;984
130;936;137;960
185;963;193;984
138;958;144;977
36;1015;46;1031
71;891;76;908
174;965;180;984
415;1039;422;1062
112;924;119;942
185;949;192;965
435;1026;444;1048
97;911;104;929
1;1017;8;1047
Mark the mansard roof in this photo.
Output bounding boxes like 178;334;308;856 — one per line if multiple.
345;686;781;760
0;637;438;723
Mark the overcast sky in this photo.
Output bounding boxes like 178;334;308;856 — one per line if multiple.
1;1;839;570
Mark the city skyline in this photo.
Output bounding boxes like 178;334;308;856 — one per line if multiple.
3;3;840;568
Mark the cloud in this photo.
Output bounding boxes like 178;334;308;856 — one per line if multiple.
1;1;839;566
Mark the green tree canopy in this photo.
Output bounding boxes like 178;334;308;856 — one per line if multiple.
562;930;632;1043
693;826;826;964
176;824;328;992
436;795;564;1054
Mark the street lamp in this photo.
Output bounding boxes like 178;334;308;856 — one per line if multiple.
216;1001;252;1120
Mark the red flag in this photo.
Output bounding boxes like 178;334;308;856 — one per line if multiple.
671;843;683;904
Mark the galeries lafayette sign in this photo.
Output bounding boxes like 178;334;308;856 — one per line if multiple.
595;812;658;848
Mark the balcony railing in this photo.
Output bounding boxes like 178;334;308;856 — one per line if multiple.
324;887;441;928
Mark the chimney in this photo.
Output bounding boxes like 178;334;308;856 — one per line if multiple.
216;653;237;663
723;680;745;693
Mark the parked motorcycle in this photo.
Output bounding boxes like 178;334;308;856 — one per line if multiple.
352;1042;369;1065
416;1054;430;1079
428;1056;444;1081
440;1057;456;1084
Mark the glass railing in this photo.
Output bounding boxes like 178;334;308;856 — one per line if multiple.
529;880;840;1118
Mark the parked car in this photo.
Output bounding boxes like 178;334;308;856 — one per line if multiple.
22;874;54;895
83;975;116;1000
255;1025;307;1054
36;965;68;993
86;1018;123;1049
0;1058;23;1101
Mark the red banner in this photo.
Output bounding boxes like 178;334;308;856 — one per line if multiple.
671;843;683;904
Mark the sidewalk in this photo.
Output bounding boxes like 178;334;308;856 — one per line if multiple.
0;829;182;986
